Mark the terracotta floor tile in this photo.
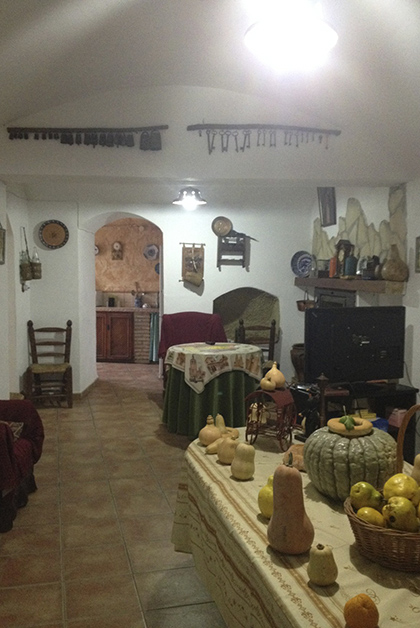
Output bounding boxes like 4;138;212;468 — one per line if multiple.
120;514;175;542
60;496;117;525
60;479;113;503
112;487;172;518
0;364;221;627
63;543;131;581
105;458;154;480
0;551;61;587
144;602;227;628
127;538;194;573
61;518;122;549
0;583;63;626
0;525;61;555
65;574;140;621
67;613;146;628
59;462;108;483
135;567;213;610
12;500;60;527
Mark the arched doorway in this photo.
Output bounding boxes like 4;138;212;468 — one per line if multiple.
94;216;162;364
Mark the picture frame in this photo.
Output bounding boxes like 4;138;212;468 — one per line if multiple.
0;225;5;264
317;187;337;227
415;236;420;273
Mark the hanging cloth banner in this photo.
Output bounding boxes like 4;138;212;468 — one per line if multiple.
181;243;205;286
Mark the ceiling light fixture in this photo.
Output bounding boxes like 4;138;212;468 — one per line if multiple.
244;1;338;73
172;187;207;211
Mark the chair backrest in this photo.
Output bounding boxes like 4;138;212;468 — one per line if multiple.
27;320;72;364
158;311;227;359
235;318;276;362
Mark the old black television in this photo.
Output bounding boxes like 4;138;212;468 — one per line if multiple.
304;306;405;385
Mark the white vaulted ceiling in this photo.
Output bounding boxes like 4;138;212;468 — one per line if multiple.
1;0;420;199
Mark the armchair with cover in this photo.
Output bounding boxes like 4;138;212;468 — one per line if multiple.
158;311;227;360
0;399;44;532
158;312;227;389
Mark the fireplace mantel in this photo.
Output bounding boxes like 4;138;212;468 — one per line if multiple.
294;276;406;295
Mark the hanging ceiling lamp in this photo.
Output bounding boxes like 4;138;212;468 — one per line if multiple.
172;187;207;211
244;0;338;73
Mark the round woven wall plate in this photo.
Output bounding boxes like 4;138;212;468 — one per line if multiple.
39;220;69;249
211;216;233;237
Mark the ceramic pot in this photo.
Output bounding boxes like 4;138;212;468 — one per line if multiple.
381;244;409;282
290;343;305;382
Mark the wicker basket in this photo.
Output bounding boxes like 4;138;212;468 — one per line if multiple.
344;403;420;572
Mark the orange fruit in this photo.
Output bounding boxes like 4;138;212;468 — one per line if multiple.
344;593;379;628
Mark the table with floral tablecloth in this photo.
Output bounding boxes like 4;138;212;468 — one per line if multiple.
162;343;262;438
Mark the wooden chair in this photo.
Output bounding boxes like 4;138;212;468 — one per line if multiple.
235;318;277;365
23;320;73;407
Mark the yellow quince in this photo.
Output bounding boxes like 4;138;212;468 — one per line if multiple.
350;481;383;511
356;507;386;527
258;475;274;519
382;496;420;532
383;473;420;506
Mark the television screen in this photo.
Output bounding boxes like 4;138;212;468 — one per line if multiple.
304;306;405;385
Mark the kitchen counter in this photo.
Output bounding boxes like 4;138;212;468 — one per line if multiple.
96;308;159;363
96;307;159;313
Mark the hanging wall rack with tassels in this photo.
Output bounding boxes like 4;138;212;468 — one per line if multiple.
6;126;169;151
187;123;341;154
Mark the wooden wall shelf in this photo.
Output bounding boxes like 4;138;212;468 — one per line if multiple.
294;276;406;295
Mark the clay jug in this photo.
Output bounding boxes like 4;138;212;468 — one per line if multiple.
381;244;408;282
290;344;305;382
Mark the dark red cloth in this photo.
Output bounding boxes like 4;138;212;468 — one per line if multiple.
158;312;227;360
0;400;44;493
0;423;17;493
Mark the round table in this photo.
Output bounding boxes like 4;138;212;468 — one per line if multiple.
162;342;263;439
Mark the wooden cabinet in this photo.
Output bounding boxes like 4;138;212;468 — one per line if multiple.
96;311;134;362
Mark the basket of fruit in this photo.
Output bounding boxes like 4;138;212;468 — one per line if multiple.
344;404;420;572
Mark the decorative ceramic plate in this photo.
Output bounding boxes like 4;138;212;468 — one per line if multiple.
291;250;313;277
39;220;69;249
143;244;159;261
211;216;233;237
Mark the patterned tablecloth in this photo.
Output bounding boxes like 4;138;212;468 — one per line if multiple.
164;342;262;393
172;428;420;628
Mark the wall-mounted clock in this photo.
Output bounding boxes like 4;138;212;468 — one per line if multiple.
39;220;69;249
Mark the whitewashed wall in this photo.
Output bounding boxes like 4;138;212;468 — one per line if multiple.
1;85;419;400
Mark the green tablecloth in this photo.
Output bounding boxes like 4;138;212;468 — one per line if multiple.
162;367;258;439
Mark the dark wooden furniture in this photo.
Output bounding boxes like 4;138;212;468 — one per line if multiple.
96;311;134;362
24;320;73;407
235;318;276;363
320;381;418;463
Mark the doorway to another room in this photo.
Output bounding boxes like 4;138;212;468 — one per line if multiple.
95;216;162;365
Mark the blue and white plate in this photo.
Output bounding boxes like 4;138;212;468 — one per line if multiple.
291;251;313;277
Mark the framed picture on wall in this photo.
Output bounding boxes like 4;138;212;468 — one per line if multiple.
415;236;420;273
0;224;5;264
317;187;337;227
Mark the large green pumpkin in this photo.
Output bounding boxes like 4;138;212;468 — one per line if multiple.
303;426;397;501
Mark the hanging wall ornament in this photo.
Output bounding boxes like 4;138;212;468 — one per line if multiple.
187;123;341;153
140;131;150;150
181;243;205;287
149;130;162;151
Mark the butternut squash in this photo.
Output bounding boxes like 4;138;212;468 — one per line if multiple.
215;413;228;434
198;415;222;446
231;442;255;480
307;543;338;586
267;456;314;554
217;436;240;464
